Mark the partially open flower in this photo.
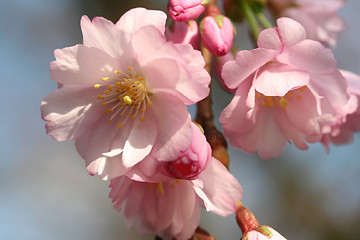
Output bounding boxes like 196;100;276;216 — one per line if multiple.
167;122;212;180
200;15;234;56
168;0;206;22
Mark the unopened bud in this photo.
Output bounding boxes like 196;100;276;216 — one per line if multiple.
200;15;234;56
168;0;207;22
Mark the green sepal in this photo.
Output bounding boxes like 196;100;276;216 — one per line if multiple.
213;15;224;29
254;226;273;238
201;0;210;5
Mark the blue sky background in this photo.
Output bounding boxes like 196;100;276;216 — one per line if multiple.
0;0;359;239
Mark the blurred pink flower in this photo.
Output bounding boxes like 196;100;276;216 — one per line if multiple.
322;70;360;149
200;15;234;56
165;20;200;50
242;226;287;240
168;0;205;22
220;17;348;159
41;8;210;178
274;0;346;46
110;157;242;240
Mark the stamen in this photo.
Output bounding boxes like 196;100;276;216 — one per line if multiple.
114;70;120;74
94;84;101;89
123;96;132;105
157;183;165;194
127;67;133;71
102;77;108;82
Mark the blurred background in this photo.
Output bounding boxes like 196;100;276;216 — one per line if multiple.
1;0;359;239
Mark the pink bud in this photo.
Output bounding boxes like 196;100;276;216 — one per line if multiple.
214;51;236;93
200;15;234;56
167;122;212;180
168;0;206;22
165;20;200;50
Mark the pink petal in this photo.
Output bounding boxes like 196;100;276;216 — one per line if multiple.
81;16;130;60
116;8;167;36
41;86;103;141
309;70;348;108
122;112;157;168
222;48;277;89
277;40;337;74
150;93;193;161
131;25;182;67
254;62;309;96
98;153;128;180
257;28;283;51
193;157;242;216
341;70;360;96
276;17;306;48
51;44;122;86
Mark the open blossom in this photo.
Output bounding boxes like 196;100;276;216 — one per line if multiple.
168;0;206;22
200;15;234;56
220;17;348;159
165;20;200;50
322;70;360;149
110;157;242;240
242;226;287;240
269;0;346;46
41;8;210;178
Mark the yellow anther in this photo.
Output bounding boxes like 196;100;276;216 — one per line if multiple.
157;183;165;194
170;183;175;188
266;96;273;101
297;95;302;100
104;90;109;95
101;102;106;107
97;94;102;99
115;82;122;87
127;67;133;71
140;117;145;121
102;77;108;82
108;85;113;91
108;119;112;123
114;70;120;74
257;93;262;98
94;84;101;89
141;108;146;113
266;101;274;108
147;102;152;107
123;96;132;105
286;93;292;98
279;97;288;108
131;115;135;119
123;78;128;82
299;86;306;92
117;123;122;128
176;179;181;184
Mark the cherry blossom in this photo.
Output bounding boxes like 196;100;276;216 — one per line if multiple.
41;8;210;178
109;157;242;240
242;226;287;240
220;17;349;159
168;0;206;22
165;20;200;50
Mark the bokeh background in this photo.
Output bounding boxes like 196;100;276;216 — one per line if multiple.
1;0;360;239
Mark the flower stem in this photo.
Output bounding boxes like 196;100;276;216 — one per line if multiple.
238;0;261;40
256;12;273;29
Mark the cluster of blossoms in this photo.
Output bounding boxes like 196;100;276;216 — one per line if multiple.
42;0;360;239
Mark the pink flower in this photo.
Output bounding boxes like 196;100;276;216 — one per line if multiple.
109;157;242;240
165;20;200;50
41;8;210;179
220;17;349;159
213;51;236;93
274;0;346;46
200;15;234;56
242;226;287;240
322;70;360;149
168;0;206;22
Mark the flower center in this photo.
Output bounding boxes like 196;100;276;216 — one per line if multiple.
94;68;152;127
257;86;306;109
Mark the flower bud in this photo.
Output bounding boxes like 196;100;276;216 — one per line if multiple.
200;15;234;56
168;0;207;22
167;122;211;180
165;20;200;50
